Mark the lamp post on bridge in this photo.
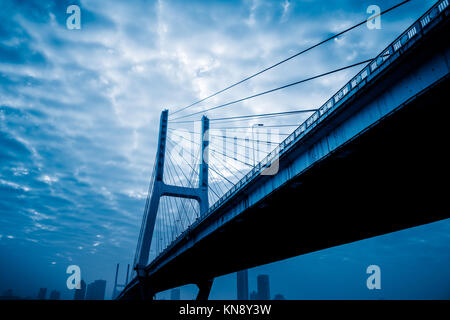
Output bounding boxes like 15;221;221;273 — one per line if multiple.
252;124;264;166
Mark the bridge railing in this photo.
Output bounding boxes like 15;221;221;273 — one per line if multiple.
150;0;449;264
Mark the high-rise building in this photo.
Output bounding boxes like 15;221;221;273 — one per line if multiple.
257;275;270;300
237;270;249;300
74;280;86;300
2;289;13;297
0;289;19;300
37;288;47;300
49;290;61;300
85;280;107;300
170;288;180;300
273;294;285;300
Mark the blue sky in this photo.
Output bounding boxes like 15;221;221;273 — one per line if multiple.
1;0;449;300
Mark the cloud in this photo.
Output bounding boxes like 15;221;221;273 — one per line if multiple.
280;0;291;23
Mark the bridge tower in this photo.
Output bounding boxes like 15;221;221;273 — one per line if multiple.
133;109;210;297
112;263;130;299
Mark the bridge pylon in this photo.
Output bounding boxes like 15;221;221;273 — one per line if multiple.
133;109;210;290
112;263;130;299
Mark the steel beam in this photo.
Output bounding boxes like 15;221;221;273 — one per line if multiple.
196;279;214;301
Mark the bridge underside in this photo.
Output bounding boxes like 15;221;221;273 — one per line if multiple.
125;75;449;298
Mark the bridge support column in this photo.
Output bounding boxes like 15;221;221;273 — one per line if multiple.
196;279;214;301
138;278;155;300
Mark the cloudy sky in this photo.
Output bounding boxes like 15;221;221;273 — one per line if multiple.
1;0;449;300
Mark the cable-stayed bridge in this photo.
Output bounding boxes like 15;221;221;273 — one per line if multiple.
118;0;450;300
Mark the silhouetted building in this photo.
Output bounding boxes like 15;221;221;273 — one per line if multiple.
86;280;106;300
249;290;258;300
74;280;86;300
273;294;285;300
37;288;47;300
0;289;19;300
170;288;180;300
2;289;13;297
237;270;249;300
257;275;270;300
49;290;60;300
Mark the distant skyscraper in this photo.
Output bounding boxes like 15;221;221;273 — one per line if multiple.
2;289;13;297
0;289;19;300
249;290;258;300
74;280;86;300
257;275;270;300
237;270;249;300
37;288;47;300
170;288;180;300
273;294;285;300
86;280;107;300
112;263;120;299
49;290;61;300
